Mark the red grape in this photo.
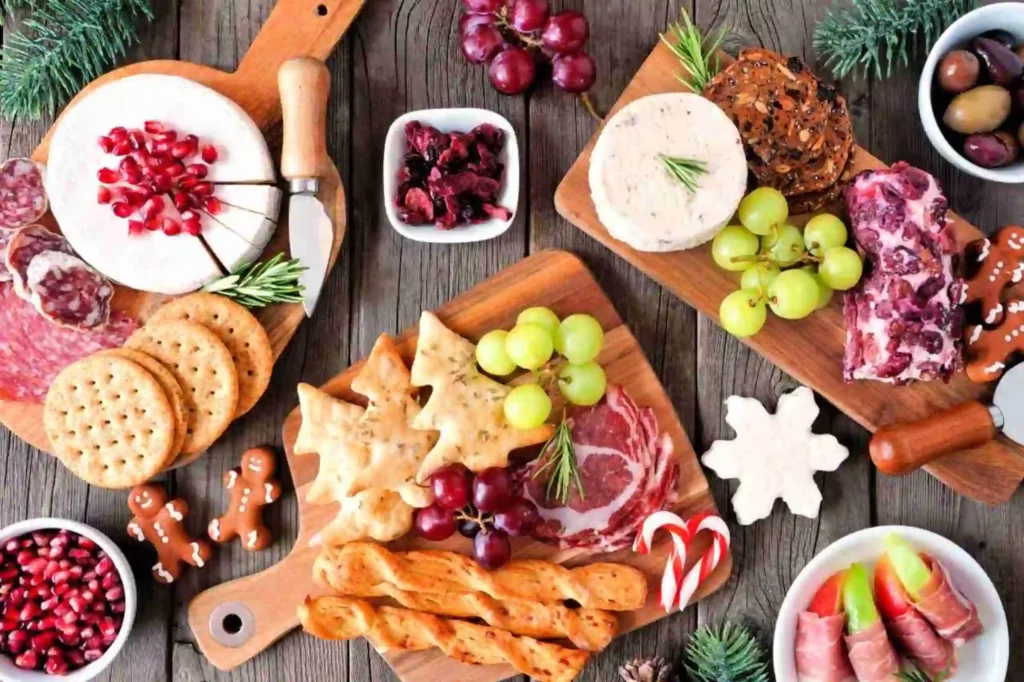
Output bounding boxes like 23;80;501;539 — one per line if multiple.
472;467;512;512
431;465;471;510
489;48;536;95
493;498;540;536
474;530;512;569
551;51;596;93
414;504;456;541
462;25;505;65
459;12;496;36
461;0;501;12
541;11;589;53
510;0;549;33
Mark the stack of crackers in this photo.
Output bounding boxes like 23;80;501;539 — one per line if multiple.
43;293;274;489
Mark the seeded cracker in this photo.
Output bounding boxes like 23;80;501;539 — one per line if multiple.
44;355;176;488
410;312;554;482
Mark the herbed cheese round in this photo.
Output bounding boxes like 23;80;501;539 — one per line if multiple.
589;93;748;252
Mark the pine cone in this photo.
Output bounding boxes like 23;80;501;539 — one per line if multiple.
618;656;675;682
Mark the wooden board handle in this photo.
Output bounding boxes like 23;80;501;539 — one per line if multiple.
188;547;318;671
279;58;331;180
870;402;997;475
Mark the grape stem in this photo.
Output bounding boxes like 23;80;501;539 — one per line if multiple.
456;507;494;530
493;7;544;49
579;93;602;122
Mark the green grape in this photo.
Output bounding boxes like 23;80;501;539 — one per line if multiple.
554;314;604;364
719;289;767;337
818;246;864;291
767;269;819;319
740;262;781;293
809;270;834;309
476;330;517;376
759;224;805;266
803;214;848;257
505;323;554;370
738;187;789;236
516;307;560;335
558;362;607;406
712;225;759;271
503;384;552;429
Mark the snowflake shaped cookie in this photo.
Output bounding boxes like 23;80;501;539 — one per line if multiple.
701;386;849;525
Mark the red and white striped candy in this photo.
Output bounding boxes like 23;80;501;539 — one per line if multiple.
633;510;730;613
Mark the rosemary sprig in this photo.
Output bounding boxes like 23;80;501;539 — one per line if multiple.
202;252;306;308
659;154;708;193
660;8;727;92
532;416;584;505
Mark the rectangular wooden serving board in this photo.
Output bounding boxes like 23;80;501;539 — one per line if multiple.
188;250;732;680
554;42;1024;505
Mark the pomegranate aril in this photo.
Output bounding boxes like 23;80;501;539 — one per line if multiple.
95;557;114;577
174;218;192;236
25;558;48;576
194;181;213;196
144;120;166;134
67;548;90;561
145;218;162;232
154;130;178;144
97;168;119;183
149;139;171;155
47;545;65;560
14;649;39;670
179;176;198;190
18;602;40;622
104;586;124;602
111;601;126;614
15;550;34;566
185;163;208;178
172;191;190;211
67;565;83;580
170;141;192;158
123;190;147;207
112;139;134;156
111;202;132;219
129;129;146;149
28;584;51;600
100;573;118;591
201;145;218;163
165;161;186;177
84;648;103;662
45;653;69;675
68;597;85;614
43;560;59;581
30;631;57;652
141;197;162;220
97;136;114;153
59;611;77;626
153;173;173;192
58;630;80;647
76;537;97;550
8;629;28;653
84;634;102;650
98;617;117;637
34;616;55;632
67;649;85;666
4;540;19;553
128;220;144;238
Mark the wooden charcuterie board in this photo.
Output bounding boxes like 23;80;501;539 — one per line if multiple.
554;41;1024;505
187;250;732;678
0;0;364;456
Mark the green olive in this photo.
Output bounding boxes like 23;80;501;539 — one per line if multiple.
943;85;1012;134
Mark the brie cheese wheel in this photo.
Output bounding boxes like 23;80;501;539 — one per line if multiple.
215;184;282;220
588;93;748;252
46;74;276;294
200;216;262;272
204;202;277;247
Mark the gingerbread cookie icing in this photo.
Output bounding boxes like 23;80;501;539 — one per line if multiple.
127;484;213;584
208;446;281;551
964;226;1024;326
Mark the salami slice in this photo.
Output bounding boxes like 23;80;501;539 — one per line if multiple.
0;283;136;402
25;251;113;330
0;230;13;282
0;159;48;229
6;225;73;297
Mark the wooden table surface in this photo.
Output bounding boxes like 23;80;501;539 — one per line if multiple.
1;1;1021;680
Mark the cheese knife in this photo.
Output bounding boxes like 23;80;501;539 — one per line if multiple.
278;57;333;317
870;362;1024;475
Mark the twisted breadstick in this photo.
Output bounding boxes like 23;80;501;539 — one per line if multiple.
313;542;648;611
299;596;589;682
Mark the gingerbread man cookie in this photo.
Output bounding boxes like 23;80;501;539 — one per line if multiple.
965;300;1024;382
127;484;213;584
964;225;1024;326
208;446;281;551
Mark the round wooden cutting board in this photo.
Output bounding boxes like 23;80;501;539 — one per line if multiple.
0;0;365;454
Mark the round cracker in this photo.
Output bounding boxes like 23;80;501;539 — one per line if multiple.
148;293;272;417
94;348;188;464
125;320;239;456
44;355;175;488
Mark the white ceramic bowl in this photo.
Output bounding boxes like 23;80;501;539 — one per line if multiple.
0;519;137;682
919;3;1024;183
773;526;1008;681
382;108;519;243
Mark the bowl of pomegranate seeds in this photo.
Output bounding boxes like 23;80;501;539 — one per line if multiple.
0;519;136;680
384;108;519;243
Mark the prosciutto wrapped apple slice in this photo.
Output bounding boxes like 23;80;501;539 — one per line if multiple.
795;571;856;682
842;563;900;682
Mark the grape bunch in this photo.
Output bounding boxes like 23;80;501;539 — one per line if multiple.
414;464;541;569
476;307;607;429
459;0;596;99
712;187;864;338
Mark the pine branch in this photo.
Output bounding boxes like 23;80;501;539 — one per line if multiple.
813;0;975;81
684;623;770;682
0;0;37;23
0;0;154;120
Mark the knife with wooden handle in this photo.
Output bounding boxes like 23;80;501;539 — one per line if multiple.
278;57;333;317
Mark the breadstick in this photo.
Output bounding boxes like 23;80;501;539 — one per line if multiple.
313;542;648;611
299;596;589;682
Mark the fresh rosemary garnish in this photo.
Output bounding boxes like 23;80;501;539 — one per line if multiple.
659;154;708;193
202;252;307;308
660;8;727;93
532;417;584;505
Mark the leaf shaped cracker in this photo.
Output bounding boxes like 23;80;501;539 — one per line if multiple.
410;312;554;482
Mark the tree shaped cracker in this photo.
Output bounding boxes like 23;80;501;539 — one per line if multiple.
410;311;554;482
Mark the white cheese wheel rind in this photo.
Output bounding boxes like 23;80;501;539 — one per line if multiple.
214;184;282;222
588;93;748;252
201;214;263;272
204;202;276;248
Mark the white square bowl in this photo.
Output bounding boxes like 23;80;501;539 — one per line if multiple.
383;108;519;243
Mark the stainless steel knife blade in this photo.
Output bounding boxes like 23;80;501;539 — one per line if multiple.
288;178;332;316
992;363;1024;446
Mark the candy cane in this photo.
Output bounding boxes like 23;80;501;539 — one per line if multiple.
633;511;730;612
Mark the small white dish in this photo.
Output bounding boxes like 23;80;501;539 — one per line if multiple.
382;108;519;243
919;3;1024;183
773;525;1008;682
0;518;137;682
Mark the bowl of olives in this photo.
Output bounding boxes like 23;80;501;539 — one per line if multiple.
920;3;1024;182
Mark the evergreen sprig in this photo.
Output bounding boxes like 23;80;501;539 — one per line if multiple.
684;623;770;682
0;0;154;120
813;0;976;81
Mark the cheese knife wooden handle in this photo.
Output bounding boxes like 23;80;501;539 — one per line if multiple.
279;57;331;180
870;401;998;475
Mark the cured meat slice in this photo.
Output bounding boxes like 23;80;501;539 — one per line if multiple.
0;158;48;230
6;225;72;297
0;283;136;402
914;559;984;646
886;609;956;677
795;612;855;682
0;230;14;283
25;251;113;330
843;620;900;682
515;385;678;554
